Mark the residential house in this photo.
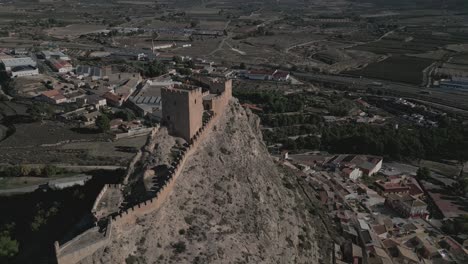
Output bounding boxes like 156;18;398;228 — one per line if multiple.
343;242;363;264
396;245;420;264
245;69;275;80
375;176;424;198
272;70;290;81
37;90;67;104
385;194;429;219
326;154;383;176
102;91;125;107
77;94;107;109
342;166;363;181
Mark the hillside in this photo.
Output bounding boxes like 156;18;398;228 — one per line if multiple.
81;100;334;264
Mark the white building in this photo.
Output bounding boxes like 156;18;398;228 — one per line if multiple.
41;50;70;61
152;43;175;50
342;167;363;181
11;65;39;77
49;59;73;73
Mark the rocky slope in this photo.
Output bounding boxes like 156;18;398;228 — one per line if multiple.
82;100;334;264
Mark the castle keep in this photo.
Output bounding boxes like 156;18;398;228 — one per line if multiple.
162;77;232;141
161;86;204;141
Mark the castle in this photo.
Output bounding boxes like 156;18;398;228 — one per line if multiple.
54;76;233;264
162;77;232;141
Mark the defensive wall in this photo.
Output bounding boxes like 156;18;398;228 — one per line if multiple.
111;112;219;226
55;220;112;264
123;126;159;184
54;81;232;264
91;184;122;220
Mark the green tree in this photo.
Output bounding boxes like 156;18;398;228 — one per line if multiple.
95;115;110;132
416;167;431;181
0;223;18;259
0;231;18;258
173;56;183;64
115;111;135;121
145;61;167;77
27;102;54;121
19;165;31;176
42;165;58;177
177;68;192;75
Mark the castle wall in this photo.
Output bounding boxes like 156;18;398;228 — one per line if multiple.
55;220;112;264
91;184;122;220
112;110;222;227
203;79;232;116
54;85;232;264
91;184;109;217
162;88;204;141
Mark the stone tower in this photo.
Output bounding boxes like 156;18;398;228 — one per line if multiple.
161;85;204;142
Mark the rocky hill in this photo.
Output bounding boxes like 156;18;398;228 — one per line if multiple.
81;100;334;264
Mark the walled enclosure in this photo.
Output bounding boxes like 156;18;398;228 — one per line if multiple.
55;78;232;264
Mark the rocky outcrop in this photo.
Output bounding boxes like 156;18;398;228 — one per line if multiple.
81;100;333;264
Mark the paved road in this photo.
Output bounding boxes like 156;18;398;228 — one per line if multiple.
0;175;92;196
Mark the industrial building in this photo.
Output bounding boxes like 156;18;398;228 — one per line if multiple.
439;77;468;91
41;50;70;61
10;65;39;77
1;57;37;71
48;59;73;73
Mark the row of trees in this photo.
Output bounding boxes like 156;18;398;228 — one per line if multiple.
0;165;63;178
261;113;322;127
284;123;468;161
262;116;468;161
234;90;304;113
236;89;468;161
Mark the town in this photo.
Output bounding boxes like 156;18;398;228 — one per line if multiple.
0;1;467;264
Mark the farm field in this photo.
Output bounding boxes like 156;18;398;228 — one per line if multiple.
353;31;468;55
346;55;433;85
0;121;146;165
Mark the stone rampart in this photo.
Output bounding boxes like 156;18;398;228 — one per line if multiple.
91;184;122;219
55;220;113;264
112;112;219;226
54;89;230;264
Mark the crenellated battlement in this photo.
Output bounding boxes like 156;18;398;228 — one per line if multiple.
55;77;231;264
163;85;202;95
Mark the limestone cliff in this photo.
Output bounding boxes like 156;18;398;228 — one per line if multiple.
81;100;334;264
